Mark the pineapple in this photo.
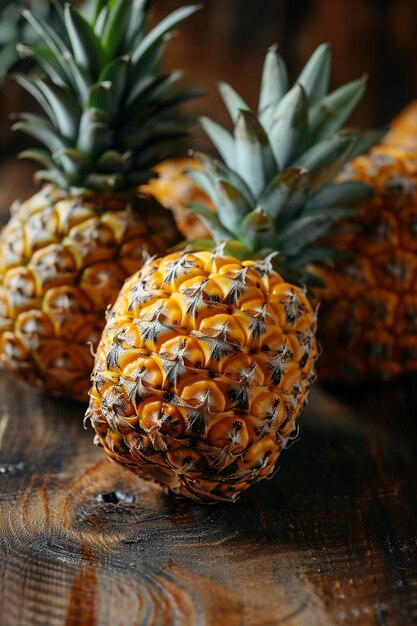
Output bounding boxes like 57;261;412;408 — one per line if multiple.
86;44;380;502
0;0;200;400
384;100;417;151
316;143;417;381
141;158;212;240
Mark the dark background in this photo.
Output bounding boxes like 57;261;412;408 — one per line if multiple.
0;0;416;206
155;0;417;130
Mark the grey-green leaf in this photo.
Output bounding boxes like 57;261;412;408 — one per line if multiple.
187;168;221;207
98;57;130;110
12;116;67;153
102;0;133;58
53;147;89;177
187;204;233;243
258;45;289;127
277;214;343;255
294;135;356;189
77;108;110;155
18;149;58;171
259;167;310;219
194;152;256;205
309;76;367;141
132;4;201;64
214;180;253;233
234;110;277;197
340;127;388;160
65;4;103;76
37;79;81;138
297;43;331;104
200;116;235;169
306;181;372;210
98;150;132;172
218;81;250;123
269;83;309;169
17;43;66;87
240;208;276;251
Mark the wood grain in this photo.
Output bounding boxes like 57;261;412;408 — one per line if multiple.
0;374;416;626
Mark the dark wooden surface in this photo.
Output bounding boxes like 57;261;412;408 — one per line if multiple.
0;112;417;626
1;373;417;626
1;2;417;622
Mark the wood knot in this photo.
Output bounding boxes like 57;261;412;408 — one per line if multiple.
96;491;135;505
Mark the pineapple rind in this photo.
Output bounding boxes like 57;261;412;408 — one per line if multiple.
87;249;318;502
317;145;417;380
0;185;179;400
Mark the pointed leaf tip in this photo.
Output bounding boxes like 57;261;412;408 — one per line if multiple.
218;80;250;123
297;42;332;104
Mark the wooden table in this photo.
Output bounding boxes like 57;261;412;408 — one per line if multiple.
0;375;416;626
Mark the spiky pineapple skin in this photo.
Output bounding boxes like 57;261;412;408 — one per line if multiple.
317;146;417;381
0;185;179;400
86;250;318;503
142;159;212;240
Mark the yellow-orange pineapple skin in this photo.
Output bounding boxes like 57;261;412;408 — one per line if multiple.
384;100;417;151
317;146;417;381
0;185;179;400
142;159;212;240
86;250;318;503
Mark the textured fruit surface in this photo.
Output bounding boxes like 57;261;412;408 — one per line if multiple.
142;159;212;240
384;100;417;151
317;146;417;380
0;185;179;400
87;250;318;503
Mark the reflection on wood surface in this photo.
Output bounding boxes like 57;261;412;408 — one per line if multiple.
0;375;416;625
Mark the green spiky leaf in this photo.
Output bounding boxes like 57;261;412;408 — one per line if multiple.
132;4;201;64
64;4;103;76
193;152;256;205
305;181;372;210
297;43;331;104
309;77;367;141
218;81;250;123
183;43;385;288
234;110;277;196
258;45;289;127
240;208;276;251
269;83;309;169
259;167;310;219
14;1;200;195
200;116;235;169
187;204;233;243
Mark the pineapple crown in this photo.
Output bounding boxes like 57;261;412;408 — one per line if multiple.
0;0;65;82
12;0;200;195
187;44;386;286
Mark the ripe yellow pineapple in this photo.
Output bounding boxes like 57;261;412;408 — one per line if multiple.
384;100;417;151
317;144;417;381
142;158;212;240
87;249;317;502
86;44;380;502
0;1;200;400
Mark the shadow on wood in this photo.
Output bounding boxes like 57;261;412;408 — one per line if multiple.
0;375;416;625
